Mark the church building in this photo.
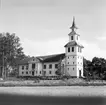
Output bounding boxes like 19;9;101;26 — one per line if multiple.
18;17;84;78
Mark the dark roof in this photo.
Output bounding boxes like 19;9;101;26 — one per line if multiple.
64;41;84;48
17;58;32;65
18;53;65;65
42;53;65;63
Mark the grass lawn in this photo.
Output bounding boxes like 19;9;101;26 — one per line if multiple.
0;77;106;86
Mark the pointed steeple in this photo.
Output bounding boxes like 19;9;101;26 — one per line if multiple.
70;17;78;31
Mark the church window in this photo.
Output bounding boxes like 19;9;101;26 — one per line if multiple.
68;47;70;52
68;62;69;64
26;65;28;70
68;68;69;70
73;68;74;70
72;47;74;52
73;62;74;64
32;63;35;69
36;71;37;74
49;71;52;74
55;64;58;68
40;71;41;74
44;65;46;69
22;66;24;70
68;56;69;59
73;56;74;58
49;64;52;69
71;36;73;40
26;71;28;74
22;72;24;74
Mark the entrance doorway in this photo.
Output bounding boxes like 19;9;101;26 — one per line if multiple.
32;71;34;76
79;70;81;77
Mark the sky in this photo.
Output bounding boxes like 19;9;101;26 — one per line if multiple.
0;0;106;60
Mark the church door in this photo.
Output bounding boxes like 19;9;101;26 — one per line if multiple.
79;70;81;77
32;71;34;76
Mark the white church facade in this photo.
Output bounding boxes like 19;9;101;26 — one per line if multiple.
18;17;84;78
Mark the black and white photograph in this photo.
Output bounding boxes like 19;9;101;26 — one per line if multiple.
0;0;105;105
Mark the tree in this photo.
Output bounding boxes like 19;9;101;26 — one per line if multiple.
0;32;25;78
92;57;106;79
83;58;92;77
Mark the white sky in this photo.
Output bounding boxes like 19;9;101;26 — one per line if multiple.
0;0;106;60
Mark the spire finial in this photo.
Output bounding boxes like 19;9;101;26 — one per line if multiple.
70;16;78;31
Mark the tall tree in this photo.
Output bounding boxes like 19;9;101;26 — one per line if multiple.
0;32;25;78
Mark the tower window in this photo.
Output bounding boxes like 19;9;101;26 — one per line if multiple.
73;68;74;70
68;62;69;64
73;56;74;58
22;72;24;74
72;47;74;52
73;62;74;64
68;47;70;52
68;56;69;59
26;71;28;74
71;36;73;40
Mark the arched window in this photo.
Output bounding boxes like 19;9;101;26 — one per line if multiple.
72;47;74;52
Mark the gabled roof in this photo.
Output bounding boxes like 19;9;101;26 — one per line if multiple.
18;53;65;65
64;41;84;48
17;58;31;65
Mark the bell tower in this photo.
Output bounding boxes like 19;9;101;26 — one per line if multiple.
64;17;84;78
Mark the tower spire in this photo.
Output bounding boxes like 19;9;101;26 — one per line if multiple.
70;16;78;31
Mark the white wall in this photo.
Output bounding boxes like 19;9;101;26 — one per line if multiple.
19;64;32;76
43;62;58;76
